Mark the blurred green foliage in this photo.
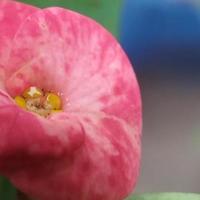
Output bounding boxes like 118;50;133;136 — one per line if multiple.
126;193;200;200
0;176;16;199
19;0;122;37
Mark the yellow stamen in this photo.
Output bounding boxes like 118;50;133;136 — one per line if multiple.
14;86;63;117
23;86;43;99
14;96;26;109
44;93;62;110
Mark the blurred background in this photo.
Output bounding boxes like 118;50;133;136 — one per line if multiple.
1;0;200;198
120;0;200;194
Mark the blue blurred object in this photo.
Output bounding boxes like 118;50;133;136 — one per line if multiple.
120;0;200;74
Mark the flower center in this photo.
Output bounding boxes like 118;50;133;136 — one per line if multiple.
14;86;62;117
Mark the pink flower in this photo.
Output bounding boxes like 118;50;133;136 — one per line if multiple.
0;1;142;200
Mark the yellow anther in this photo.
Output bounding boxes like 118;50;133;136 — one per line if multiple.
14;86;62;117
23;86;43;99
14;96;26;109
45;93;62;110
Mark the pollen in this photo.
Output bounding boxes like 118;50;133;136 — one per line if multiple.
14;96;26;109
44;93;62;110
14;86;63;117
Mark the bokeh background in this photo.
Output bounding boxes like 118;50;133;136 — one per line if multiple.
120;0;200;194
0;0;200;198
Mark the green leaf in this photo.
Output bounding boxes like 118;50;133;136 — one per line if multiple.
0;176;17;200
18;0;122;37
127;193;200;200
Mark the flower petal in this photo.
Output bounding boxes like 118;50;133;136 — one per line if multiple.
7;112;140;200
6;7;141;129
0;90;85;190
0;92;84;176
0;0;38;89
2;7;142;200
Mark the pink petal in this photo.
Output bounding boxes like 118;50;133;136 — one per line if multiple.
6;7;141;127
9;113;140;200
2;7;142;200
0;0;38;89
0;94;85;173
